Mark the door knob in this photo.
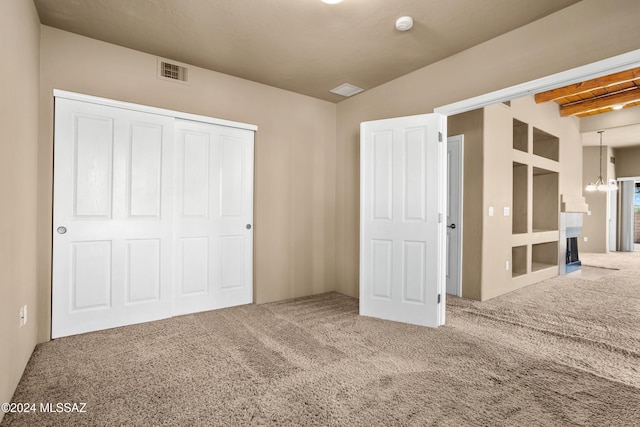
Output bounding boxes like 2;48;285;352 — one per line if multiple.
447;224;456;229
246;224;252;230
57;226;67;234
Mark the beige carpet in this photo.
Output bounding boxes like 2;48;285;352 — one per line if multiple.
2;252;639;426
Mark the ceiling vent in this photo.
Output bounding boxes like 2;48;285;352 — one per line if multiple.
158;59;189;83
330;83;364;97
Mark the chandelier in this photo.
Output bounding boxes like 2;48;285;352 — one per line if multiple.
585;131;617;192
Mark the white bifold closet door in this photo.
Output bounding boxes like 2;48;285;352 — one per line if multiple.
173;120;254;315
52;97;254;338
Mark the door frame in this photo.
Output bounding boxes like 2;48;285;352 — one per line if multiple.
617;176;640;251
447;134;464;297
608;179;618;251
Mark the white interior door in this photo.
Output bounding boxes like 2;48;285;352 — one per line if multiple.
52;98;175;338
446;135;463;296
173;120;254;315
360;113;446;327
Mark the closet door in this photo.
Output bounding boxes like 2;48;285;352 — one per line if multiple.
173;120;254;315
52;98;175;338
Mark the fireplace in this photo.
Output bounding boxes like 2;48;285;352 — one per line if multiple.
559;212;583;275
565;237;581;273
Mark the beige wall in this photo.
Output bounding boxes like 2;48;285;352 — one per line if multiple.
614;146;640;178
0;0;40;420
581;105;640;133
38;26;337;342
481;103;515;300
454;97;581;301
335;0;640;298
485;96;581;299
582;146;616;253
581;107;639;253
448;110;483;300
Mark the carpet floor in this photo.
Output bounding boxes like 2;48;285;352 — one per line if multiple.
2;252;639;426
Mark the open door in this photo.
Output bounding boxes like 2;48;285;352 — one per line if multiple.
360;113;446;327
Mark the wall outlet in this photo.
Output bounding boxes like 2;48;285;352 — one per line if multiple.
583;236;588;242
488;207;494;217
19;305;27;327
505;260;509;270
503;207;510;217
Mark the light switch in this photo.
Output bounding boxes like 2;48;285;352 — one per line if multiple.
503;207;510;217
488;207;494;217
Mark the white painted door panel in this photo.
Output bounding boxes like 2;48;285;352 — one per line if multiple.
360;114;446;327
52;98;175;338
173;120;253;315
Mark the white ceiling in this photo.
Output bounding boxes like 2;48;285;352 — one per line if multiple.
33;0;579;103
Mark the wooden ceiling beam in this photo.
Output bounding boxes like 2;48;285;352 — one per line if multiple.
559;88;640;117
535;68;640;103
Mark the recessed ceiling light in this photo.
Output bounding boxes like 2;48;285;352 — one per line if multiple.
322;0;343;4
612;105;624;110
330;83;364;97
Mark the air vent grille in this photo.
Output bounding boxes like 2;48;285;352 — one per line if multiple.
329;83;364;97
159;61;188;82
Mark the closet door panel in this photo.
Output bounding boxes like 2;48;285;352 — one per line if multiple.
52;98;174;338
173;120;254;315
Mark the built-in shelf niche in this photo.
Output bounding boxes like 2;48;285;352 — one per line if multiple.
513;119;528;152
532;127;559;161
512;245;527;277
532;241;558;271
512;162;528;234
533;167;559;232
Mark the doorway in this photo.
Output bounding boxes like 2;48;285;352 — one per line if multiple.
446;135;463;297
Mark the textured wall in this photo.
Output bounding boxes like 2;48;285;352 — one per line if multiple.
448;110;484;300
0;0;40;420
614;146;640;178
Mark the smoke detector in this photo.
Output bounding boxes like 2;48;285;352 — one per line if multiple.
395;16;413;31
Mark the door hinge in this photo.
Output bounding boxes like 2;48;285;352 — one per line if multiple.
438;132;443;142
437;294;441;304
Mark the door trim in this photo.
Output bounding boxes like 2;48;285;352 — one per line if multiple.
447;135;464;297
53;89;257;132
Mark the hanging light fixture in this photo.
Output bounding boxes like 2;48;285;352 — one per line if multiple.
585;131;617;192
